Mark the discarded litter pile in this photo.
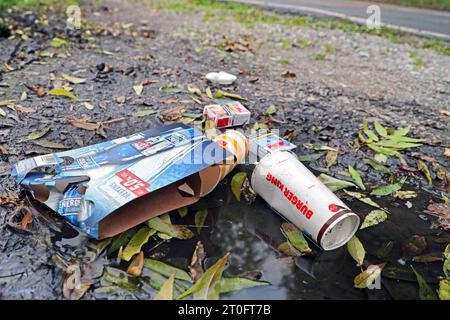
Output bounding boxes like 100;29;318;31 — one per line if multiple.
12;124;246;239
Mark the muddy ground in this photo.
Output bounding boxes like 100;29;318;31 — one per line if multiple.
0;0;449;299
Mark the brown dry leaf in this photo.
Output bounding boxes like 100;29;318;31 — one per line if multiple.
248;77;260;83
68;118;99;131
425;202;450;230
0;99;16;107
444;149;450;158
20;207;33;229
0;144;8;155
33;140;67;149
142;79;159;86
440;110;450;117
14;105;36;113
161;107;185;122
25;84;46;97
160;97;180;104
281;70;296;78
189;241;206;283
0;190;20;206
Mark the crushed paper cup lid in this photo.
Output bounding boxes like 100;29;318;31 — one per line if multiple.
205;71;237;85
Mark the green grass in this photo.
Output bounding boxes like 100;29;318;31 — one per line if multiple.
362;0;450;11
154;0;450;56
0;0;79;10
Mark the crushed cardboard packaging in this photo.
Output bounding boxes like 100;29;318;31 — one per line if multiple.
12;124;238;239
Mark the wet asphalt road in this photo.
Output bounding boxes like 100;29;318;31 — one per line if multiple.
226;0;450;40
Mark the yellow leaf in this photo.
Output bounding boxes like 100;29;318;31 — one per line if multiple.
49;88;77;100
133;84;143;96
62;73;86;84
155;273;175;300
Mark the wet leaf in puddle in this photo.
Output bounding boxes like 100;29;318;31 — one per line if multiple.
376;241;394;259
155;273;175;300
343;190;386;211
231;172;247;201
411;266;438;300
439;279;450;300
107;228;137;255
144;258;192;282
49;88;77;100
195;209;208;235
318;174;356;192
360;210;388;229
362;159;389;174
219;277;270;294
190;241;205;283
417;160;433;185
281;223;311;254
122;226;156;261
370;177;407;196
177;206;188;218
402;235;427;259
354;263;385;289
277;242;302;257
103;267;143;293
412;255;443;263
127;251;144;276
62;73;86;84
298;153;324;162
444;244;450;278
146;216;194;239
132;108;157;118
22;127;51;141
347;236;365;267
348;166;366;190
177;252;229;300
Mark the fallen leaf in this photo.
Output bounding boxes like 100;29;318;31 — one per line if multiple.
402;235;427;259
325;150;338;167
412;255;443;263
25;84;46;97
277;241;302;257
83;102;94;110
362;159;390;174
116;96;126;104
219;277;270;294
154;273;175;300
144;259;192;282
107;228;137;255
33;140;67;149
439;279;450;300
318;174;356;192
370;177;407;196
411;266;438;300
347;236;365;267
20;207;33;229
122;227;156;261
266;104;277;115
343;190;386;211
394;190;417;199
22;127;51;141
231;172;247;201
281;222;311;254
354;263;386;289
68;118;99;131
417;160;433;185
177;253;229;300
348;166;366;190
360;210;388;229
49;37;68;48
187;84;201;97
62;73;86;84
440;110;450;117
189;241;205;282
127;251;144;276
195;209;208;235
133;84;144;96
298;153;324;162
443;149;450;158
281;70;296;78
146;216;194;239
205;87;213;99
132;108;156;118
49;88;77;100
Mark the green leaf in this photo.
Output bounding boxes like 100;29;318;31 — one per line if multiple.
23;127;51;141
122;227;156;261
187;84;202;97
62;73;86;84
146;216;194;239
347;236;365;267
360;210;388;229
411;266;438;300
343;190;386;211
277;241;302;256
177;253;230;300
390;135;424;143
374;153;388;163
370;177;407;196
195;209;208;235
144;259;192;282
215;89;248;101
417;160;433;185
393;125;411;137
154;273;175;300
376;140;422;149
354;263;385;289
444;244;450;278
348;166;366;190
303;143;337;152
362;117;378;142
177;206;188;218
367;143;400;157
298;153;324;162
219;277;270;294
318;174;356;192
132;108;157;118
159;85;185;93
374;120;388;138
231;172;247;201
439;279;450;300
103;267;143;293
49;37;68;48
266;104;277;115
107;228;137;255
362;159;390;174
281;222;311;254
49;88;77;100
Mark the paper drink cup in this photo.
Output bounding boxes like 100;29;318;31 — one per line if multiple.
251;151;360;250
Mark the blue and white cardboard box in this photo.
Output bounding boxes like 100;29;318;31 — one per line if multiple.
12;124;231;239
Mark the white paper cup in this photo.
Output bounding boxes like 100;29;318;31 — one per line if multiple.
251;151;360;251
